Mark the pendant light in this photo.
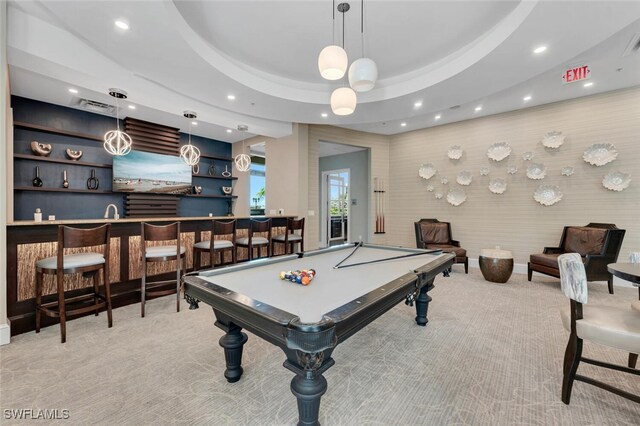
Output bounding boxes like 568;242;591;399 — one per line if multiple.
180;111;200;167
318;0;348;80
348;0;377;92
103;89;132;156
330;3;357;116
234;125;251;172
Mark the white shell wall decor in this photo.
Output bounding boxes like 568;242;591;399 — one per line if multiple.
426;184;435;192
602;171;631;191
534;184;563;206
447;145;463;160
561;166;575;176
541;131;565;149
507;165;518;175
583;143;618;166
419;163;437;180
456;171;472;186
526;163;547;180
488;178;507;194
446;188;467;206
435;192;443;200
479;167;489;176
487;142;512;162
441;177;449;185
522;151;534;161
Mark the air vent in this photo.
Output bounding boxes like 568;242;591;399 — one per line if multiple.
78;99;115;114
623;33;640;57
449;105;461;110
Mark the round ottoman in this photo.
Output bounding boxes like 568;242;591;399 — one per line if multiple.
479;248;514;283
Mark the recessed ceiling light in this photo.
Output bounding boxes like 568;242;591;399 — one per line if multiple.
400;122;407;127
227;95;236;100
226;129;232;133
533;45;547;54
321;113;328;118
114;20;129;30
523;95;532;101
434;114;441;120
68;88;78;94
475;105;482;112
583;82;594;87
128;105;136;109
414;101;423;108
191;121;198;126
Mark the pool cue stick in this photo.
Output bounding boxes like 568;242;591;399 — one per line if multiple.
374;177;379;233
334;249;442;269
381;178;385;233
333;241;364;269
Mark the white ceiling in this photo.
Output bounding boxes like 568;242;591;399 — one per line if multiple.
318;141;367;158
6;1;640;143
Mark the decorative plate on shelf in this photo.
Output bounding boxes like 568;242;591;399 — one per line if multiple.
448;145;463;160
602;171;631;192
487;142;511;162
561;166;574;176
533;184;563;206
456;170;472;186
522;151;534;161
541;131;565;149
418;163;437;180
479;167;489;176
446;188;467;206
526;163;547;180
507;165;518;175
488;178;507;194
426;184;435;192
583;143;618;166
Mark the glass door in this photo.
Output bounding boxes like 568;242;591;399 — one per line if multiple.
326;171;349;245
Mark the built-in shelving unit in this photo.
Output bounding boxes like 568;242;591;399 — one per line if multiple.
200;153;233;162
192;174;238;181
14;121;103;142
15;186;113;194
183;194;237;199
14;154;112;168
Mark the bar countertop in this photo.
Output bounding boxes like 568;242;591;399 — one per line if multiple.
7;215;293;227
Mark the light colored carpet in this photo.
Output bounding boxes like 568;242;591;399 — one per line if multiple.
1;269;639;425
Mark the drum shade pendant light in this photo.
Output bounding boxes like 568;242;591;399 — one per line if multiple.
348;0;377;92
180;111;200;166
234;125;251;172
318;1;348;80
103;89;132;156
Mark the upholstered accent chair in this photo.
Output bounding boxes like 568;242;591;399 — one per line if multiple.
558;253;640;405
528;223;625;294
414;219;468;273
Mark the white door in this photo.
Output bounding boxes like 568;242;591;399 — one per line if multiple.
321;169;350;247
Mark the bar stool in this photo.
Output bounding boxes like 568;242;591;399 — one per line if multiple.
236;218;272;261
35;224;112;343
193;219;237;271
272;217;305;255
141;222;186;317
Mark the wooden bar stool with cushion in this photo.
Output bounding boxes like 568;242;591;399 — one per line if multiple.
193;219;237;271
35;224;112;343
272;217;305;255
236;218;272;261
141;222;186;317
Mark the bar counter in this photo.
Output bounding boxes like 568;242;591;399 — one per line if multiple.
6;215;295;336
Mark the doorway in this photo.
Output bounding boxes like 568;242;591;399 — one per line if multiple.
320;169;350;247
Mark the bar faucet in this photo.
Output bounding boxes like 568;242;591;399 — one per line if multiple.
104;204;120;220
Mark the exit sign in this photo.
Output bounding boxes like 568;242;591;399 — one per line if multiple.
562;65;591;84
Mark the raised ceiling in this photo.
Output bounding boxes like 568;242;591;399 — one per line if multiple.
7;1;640;143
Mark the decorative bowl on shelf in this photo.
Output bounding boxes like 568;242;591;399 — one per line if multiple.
507;165;518;175
65;148;83;161
541;131;565;149
583;143;618;166
487;142;511;162
561;166;574;177
522;151;534;161
31;141;52;157
456;170;472;186
533;184;563;206
426;184;435;192
526;163;547;180
488;178;507;194
479;167;489;176
221;186;233;195
602;171;631;192
446;188;467;206
447;145;463;160
418;163;437;180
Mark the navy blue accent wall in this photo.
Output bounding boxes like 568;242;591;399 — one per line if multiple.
12;96;234;220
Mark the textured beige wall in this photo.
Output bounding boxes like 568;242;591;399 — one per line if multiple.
307;125;390;250
388;87;640;265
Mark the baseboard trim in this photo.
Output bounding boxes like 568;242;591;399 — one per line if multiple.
0;323;10;345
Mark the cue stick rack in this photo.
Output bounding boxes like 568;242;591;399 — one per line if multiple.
374;177;386;234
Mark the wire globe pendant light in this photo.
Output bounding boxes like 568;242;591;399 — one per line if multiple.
103;89;132;156
318;1;348;80
180;111;200;167
348;0;377;92
234;125;251;172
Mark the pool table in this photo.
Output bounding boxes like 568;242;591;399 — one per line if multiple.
183;243;455;425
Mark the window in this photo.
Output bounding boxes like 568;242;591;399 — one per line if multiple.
250;157;265;215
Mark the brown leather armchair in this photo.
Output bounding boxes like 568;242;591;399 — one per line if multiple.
414;219;468;273
528;223;625;294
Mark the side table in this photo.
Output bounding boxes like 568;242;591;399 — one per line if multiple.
479;248;514;283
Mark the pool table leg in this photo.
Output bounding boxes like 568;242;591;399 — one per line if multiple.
415;281;435;326
217;320;248;383
287;351;332;426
